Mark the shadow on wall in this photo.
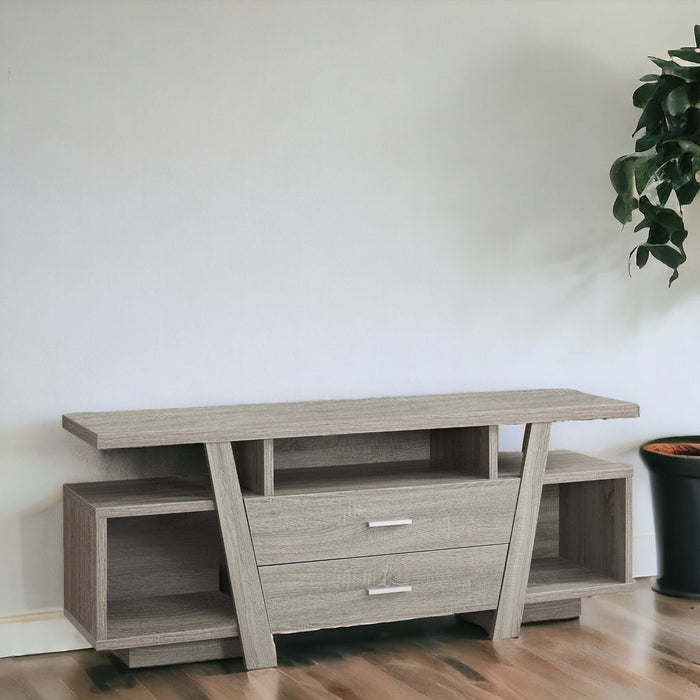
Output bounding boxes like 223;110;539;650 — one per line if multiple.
427;36;700;322
17;421;207;610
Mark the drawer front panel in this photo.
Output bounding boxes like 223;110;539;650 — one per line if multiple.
245;479;518;565
260;545;507;633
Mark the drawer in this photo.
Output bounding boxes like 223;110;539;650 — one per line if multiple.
245;479;518;565
260;545;508;633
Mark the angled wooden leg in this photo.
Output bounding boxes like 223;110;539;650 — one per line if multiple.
205;441;277;670
491;422;551;639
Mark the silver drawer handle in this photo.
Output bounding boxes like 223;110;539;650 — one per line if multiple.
367;518;413;528
367;585;413;596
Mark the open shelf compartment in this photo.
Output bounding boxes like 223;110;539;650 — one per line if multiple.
63;485;238;654
499;449;633;484
526;477;633;603
236;426;500;497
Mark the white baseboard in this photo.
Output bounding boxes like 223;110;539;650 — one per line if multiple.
0;609;90;659
633;533;657;578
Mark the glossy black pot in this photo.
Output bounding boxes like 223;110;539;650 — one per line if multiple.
640;436;700;599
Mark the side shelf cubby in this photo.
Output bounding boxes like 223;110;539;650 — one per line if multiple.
499;450;633;604
63;477;241;667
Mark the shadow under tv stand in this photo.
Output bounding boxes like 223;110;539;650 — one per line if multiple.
62;388;639;669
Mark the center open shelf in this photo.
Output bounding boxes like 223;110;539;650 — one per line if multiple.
270;460;483;495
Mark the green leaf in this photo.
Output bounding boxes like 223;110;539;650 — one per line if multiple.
688;82;700;105
635;132;660;151
657;181;673;205
633;82;658;108
634;99;663;135
649;56;700;80
653;207;685;230
633;156;658;193
671;227;688;247
667;161;696;189
638;195;655;215
647;224;670;244
669;268;679;286
695;24;700;48
649;244;684;269
613;195;637;224
669;48;700;64
668;138;700;156
610;155;639;197
666;85;691;115
639;74;660;82
636;245;650;268
676;179;700;205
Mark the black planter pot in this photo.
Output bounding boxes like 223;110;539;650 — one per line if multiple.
640;436;700;599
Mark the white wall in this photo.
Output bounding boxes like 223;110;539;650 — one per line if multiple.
2;0;700;656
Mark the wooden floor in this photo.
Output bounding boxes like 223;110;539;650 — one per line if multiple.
1;578;699;699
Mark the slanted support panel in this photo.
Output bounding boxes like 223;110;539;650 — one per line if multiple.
205;442;277;670
491;422;552;639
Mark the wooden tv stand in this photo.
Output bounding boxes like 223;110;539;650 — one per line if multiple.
62;389;638;669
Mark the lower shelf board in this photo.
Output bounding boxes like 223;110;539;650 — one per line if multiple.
526;557;633;604
100;590;239;650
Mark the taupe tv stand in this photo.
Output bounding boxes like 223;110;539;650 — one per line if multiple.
62;389;638;669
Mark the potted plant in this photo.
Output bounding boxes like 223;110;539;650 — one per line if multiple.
610;25;700;285
612;27;700;598
640;440;700;598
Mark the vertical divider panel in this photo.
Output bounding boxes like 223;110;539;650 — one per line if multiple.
430;426;498;478
233;439;274;496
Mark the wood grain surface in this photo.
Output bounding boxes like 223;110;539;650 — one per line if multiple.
526;557;634;604
491;422;551;639
499;449;633;483
245;479;518;565
205;442;276;670
63;488;106;646
65;477;215;517
430;426;498;478
274;431;430;470
106;512;221;602
103;591;239;650
63;389;639;449
260;545;508;633
233;439;274;496
113;638;242;668
560;477;632;585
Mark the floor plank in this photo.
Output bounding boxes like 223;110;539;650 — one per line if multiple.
1;579;698;699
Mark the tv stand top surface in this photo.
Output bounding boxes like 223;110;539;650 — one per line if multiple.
62;389;639;450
